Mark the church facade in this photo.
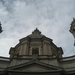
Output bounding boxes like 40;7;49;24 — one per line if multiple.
0;20;75;75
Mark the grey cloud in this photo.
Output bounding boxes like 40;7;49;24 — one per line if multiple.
0;0;75;57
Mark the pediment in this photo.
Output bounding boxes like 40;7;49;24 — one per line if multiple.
7;61;63;72
13;64;54;72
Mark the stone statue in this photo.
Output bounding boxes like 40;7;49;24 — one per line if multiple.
0;22;2;33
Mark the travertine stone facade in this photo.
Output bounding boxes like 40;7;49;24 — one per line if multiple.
0;24;75;75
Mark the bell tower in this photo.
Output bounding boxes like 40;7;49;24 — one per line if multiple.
70;18;75;45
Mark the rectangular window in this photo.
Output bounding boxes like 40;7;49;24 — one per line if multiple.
32;48;39;55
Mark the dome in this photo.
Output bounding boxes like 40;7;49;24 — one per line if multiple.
9;28;63;59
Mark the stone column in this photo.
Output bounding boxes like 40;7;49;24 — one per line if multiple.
47;44;52;55
39;47;42;55
19;45;23;55
43;41;48;55
23;43;29;55
19;42;29;55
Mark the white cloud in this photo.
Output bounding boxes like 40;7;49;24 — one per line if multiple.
0;0;75;57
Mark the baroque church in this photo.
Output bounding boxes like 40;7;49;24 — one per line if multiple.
0;19;75;75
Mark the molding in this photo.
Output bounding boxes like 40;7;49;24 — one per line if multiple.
60;55;75;62
0;56;9;62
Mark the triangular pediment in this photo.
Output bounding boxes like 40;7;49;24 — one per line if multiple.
7;60;63;72
13;64;55;72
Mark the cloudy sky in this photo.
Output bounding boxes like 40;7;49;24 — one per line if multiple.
0;0;75;57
